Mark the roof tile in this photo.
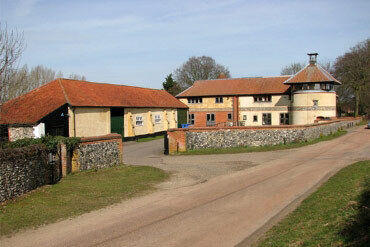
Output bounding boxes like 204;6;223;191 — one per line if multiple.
0;79;187;125
284;64;341;84
176;76;291;97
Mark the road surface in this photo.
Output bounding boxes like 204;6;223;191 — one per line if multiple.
1;126;369;247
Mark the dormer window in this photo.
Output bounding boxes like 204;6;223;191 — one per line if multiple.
254;95;271;102
187;97;203;104
215;97;223;103
320;83;333;91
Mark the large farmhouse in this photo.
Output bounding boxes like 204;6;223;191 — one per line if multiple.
0;78;188;141
177;53;340;127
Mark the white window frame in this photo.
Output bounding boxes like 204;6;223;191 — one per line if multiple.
154;115;161;124
136;116;143;126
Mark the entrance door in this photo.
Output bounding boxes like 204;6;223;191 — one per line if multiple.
111;108;124;139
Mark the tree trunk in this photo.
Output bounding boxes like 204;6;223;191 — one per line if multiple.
355;89;360;117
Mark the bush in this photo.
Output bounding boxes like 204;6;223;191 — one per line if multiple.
1;135;80;153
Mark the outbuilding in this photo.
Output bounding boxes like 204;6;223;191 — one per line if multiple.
0;78;188;141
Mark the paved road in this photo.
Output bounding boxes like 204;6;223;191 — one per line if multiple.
2;126;369;247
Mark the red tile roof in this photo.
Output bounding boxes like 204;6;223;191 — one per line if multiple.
0;78;188;125
176;76;291;98
284;64;341;84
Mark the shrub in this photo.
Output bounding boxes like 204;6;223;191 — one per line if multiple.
1;135;80;153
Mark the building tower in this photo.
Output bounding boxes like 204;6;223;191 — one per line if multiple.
284;53;341;125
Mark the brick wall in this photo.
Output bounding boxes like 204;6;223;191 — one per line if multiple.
167;118;362;154
191;111;232;127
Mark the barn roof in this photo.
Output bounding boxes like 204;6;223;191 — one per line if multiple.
176;76;291;98
0;78;188;125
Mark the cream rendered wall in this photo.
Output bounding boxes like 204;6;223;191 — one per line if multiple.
68;107;110;137
179;97;232;110
124;108;178;137
239;95;291;126
292;92;336;125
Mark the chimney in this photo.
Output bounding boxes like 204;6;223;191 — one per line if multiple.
217;73;227;79
307;52;318;65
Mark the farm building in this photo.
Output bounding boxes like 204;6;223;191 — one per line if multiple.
0;78;188;141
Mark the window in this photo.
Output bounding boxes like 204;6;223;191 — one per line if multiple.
154;115;161;124
227;113;232;120
215;97;223;103
206;113;215;126
243;115;247;121
188;114;195;124
280;113;289;125
320;83;333;91
254;95;272;102
253;115;258;122
262;113;271;125
313;100;319;107
136;116;143;126
187;97;203;104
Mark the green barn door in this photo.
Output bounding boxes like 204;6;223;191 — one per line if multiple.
177;108;188;128
111;108;124;139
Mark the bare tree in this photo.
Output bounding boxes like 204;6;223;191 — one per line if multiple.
280;62;305;75
174;56;230;89
0;22;25;102
68;74;86;81
1;64;87;102
334;39;370;117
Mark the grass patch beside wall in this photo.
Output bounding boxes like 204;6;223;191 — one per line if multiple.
256;160;370;247
136;135;164;142
0;165;168;236
181;130;347;155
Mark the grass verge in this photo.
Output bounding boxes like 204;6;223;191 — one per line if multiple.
181;129;347;155
256;160;370;247
136;135;164;142
0;165;168;236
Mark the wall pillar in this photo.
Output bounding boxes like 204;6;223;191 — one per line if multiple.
60;144;67;177
233;96;239;123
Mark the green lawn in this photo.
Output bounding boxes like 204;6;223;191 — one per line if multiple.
256;160;370;247
0;165;169;236
136;135;164;142
181;130;347;155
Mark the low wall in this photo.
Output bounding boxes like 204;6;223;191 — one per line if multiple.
167;118;362;154
0;145;60;202
8;126;35;141
62;134;123;175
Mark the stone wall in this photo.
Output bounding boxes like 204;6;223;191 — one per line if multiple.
64;134;123;175
8;126;34;141
0;145;60;202
167;118;361;154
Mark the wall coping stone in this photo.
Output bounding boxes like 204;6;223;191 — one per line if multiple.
80;133;122;143
167;117;362;132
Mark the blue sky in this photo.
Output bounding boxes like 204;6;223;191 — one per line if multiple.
1;0;369;89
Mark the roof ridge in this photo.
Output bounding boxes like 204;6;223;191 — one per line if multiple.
58;78;163;91
58;78;71;104
283;63;310;84
197;75;290;83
